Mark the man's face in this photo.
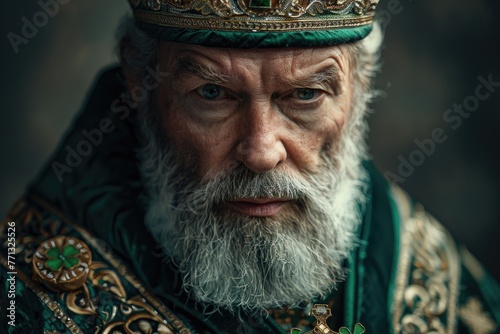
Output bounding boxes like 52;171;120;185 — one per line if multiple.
140;41;365;314
154;42;353;215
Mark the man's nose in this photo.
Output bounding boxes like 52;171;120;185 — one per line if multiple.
235;102;287;173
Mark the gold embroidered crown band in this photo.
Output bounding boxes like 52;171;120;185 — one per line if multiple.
130;0;377;32
128;0;379;48
133;10;374;32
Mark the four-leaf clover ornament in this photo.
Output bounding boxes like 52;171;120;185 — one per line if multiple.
45;243;80;271
32;236;92;291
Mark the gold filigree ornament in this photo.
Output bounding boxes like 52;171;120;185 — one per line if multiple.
290;304;366;334
32;236;92;292
129;0;378;32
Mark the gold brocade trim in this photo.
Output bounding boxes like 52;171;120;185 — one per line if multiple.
0;253;83;334
391;186;461;334
134;9;374;32
129;0;378;32
61;260;177;333
28;194;192;334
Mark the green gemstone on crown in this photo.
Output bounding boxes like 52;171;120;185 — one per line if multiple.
249;0;272;9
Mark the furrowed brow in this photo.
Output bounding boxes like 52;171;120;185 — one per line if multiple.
287;65;342;91
174;56;228;84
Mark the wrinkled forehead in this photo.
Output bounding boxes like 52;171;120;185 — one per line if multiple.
157;41;352;75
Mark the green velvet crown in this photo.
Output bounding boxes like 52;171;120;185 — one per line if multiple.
128;0;378;48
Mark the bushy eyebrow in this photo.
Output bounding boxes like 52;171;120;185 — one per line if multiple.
174;56;228;84
284;65;342;91
173;56;342;92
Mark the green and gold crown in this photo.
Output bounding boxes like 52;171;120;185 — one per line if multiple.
128;0;379;48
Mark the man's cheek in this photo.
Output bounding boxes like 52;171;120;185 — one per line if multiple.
318;122;345;158
173;142;202;175
194;148;232;179
173;136;223;178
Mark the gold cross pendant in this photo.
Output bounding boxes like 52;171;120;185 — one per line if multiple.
290;304;366;334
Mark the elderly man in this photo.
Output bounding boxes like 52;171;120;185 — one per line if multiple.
1;0;499;333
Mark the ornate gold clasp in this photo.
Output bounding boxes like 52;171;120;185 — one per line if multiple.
290;304;366;334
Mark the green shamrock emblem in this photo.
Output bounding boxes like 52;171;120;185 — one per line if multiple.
45;244;80;271
339;323;366;334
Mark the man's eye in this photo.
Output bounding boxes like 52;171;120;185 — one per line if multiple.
292;88;318;100
196;84;227;100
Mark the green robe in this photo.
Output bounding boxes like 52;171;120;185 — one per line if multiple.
1;67;499;334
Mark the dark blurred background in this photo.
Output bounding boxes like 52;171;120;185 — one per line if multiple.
1;1;499;279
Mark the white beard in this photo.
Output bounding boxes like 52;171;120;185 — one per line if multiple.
138;99;369;315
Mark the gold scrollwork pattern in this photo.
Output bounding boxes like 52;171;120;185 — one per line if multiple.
64;260;178;333
0;197;191;334
391;187;460;334
131;0;377;15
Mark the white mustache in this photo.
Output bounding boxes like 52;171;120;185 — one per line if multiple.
183;165;307;215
